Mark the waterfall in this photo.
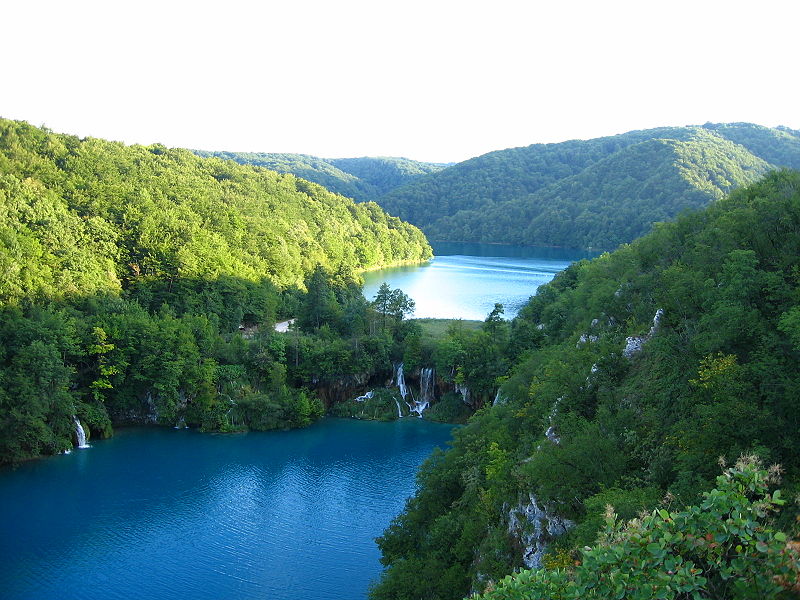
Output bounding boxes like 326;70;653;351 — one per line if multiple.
73;416;90;449
396;363;408;400
393;398;404;418
493;389;507;406
354;390;374;402
403;367;434;418
419;368;435;403
455;382;470;405
409;398;428;418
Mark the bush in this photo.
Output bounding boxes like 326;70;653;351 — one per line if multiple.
476;456;799;600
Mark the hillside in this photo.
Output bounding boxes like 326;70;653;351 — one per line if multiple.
192;150;447;201
0;118;432;463
370;170;800;599
376;123;800;250
0;118;431;305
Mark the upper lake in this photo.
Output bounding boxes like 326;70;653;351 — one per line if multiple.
0;419;454;600
363;242;599;320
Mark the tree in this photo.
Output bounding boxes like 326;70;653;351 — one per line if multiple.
371;283;415;332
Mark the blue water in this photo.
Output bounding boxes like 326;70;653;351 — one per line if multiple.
0;419;454;600
363;242;597;320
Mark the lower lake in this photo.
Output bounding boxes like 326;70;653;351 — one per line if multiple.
0;419;454;600
363;242;598;320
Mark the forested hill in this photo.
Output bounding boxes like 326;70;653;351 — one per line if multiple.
0;118;433;464
375;123;800;250
191;150;447;201
371;170;800;599
0;118;431;304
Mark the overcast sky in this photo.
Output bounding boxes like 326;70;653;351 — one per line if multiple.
3;0;798;163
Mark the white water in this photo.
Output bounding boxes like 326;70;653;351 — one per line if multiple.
396;364;408;400
420;368;434;403
73;416;90;449
354;391;374;402
455;382;470;405
405;367;435;418
393;399;404;418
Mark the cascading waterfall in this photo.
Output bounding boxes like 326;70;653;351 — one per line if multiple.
493;389;506;406
455;382;470;405
393;398;404;418
419;368;434;403
73;416;90;449
395;363;408;400
407;367;435;418
354;390;374;402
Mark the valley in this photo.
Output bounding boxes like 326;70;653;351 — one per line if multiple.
1;118;798;600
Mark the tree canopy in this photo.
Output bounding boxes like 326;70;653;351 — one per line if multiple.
0;118;432;464
374;123;800;250
191;150;447;202
370;170;800;600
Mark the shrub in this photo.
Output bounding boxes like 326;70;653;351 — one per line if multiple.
476;456;799;600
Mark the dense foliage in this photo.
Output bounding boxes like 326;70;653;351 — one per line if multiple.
376;123;800;250
0;118;431;304
370;171;800;599
476;458;799;600
192;150;446;202
0;118;433;464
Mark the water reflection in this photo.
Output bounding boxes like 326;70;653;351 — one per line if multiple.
363;243;598;320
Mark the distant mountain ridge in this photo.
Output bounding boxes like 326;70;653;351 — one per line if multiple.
191;150;448;201
375;122;800;250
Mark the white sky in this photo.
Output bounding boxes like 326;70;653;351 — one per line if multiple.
3;0;798;163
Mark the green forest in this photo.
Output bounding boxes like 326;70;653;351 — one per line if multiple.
369;171;800;599
2;117;799;598
375;123;800;250
192;150;447;202
0;118;432;464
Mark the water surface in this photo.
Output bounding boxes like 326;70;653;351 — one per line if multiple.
363;242;597;320
0;419;454;600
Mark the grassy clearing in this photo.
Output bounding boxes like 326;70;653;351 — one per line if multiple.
413;318;482;341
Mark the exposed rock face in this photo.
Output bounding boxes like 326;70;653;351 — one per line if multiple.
313;373;370;406
623;308;664;359
622;335;646;358
507;493;573;569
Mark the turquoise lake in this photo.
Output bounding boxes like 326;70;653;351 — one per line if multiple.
0;419;454;600
363;242;598;320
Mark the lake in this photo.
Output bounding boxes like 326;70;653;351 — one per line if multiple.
363;242;598;320
0;419;454;600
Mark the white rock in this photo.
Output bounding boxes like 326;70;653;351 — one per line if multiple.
507;494;573;569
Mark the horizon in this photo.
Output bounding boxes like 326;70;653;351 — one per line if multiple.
4;116;795;165
3;1;799;164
